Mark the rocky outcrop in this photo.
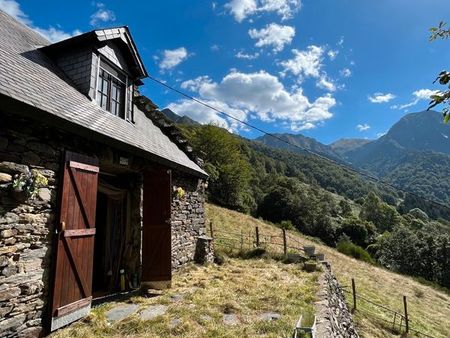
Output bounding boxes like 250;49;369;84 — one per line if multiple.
315;263;359;338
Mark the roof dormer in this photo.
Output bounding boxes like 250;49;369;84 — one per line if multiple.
41;27;147;123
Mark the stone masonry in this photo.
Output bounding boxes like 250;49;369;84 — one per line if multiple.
0;114;207;337
171;174;208;269
315;263;359;338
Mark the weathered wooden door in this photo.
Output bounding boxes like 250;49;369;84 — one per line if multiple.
142;168;172;289
50;151;99;331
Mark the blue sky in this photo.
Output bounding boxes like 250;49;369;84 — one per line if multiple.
2;0;449;144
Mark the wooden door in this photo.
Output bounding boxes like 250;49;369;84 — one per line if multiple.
142;168;172;289
49;151;99;331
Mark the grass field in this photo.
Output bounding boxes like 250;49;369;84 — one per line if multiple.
52;248;319;337
207;203;450;338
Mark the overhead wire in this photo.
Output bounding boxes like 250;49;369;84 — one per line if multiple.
148;75;450;212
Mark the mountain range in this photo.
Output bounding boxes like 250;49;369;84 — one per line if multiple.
162;108;450;204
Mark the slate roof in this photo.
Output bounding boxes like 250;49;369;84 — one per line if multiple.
0;11;207;178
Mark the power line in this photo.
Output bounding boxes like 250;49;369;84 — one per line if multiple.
148;75;450;212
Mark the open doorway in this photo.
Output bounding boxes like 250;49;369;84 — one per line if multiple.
92;176;128;298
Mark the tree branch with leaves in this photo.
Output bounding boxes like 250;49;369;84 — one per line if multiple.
428;22;450;123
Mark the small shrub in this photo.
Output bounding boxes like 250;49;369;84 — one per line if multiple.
336;239;374;264
279;220;294;230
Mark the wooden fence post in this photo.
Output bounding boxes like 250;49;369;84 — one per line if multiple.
255;226;260;247
403;295;409;333
240;229;243;252
352;278;357;311
282;229;287;255
209;221;214;239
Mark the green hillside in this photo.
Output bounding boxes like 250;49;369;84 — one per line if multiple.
177;124;450;289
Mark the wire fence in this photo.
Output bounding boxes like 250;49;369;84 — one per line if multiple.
209;223;438;338
340;280;435;337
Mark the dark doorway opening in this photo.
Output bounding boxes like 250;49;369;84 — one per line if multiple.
92;176;127;298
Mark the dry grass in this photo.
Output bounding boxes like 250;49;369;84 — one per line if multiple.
52;254;318;338
207;203;450;338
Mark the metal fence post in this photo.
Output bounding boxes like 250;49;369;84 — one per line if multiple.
283;229;287;255
352;278;357;311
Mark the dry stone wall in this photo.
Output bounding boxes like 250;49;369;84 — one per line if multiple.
315;263;359;338
0;119;60;338
171;173;208;269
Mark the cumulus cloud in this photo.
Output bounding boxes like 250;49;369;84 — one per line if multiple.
225;0;301;22
235;51;260;60
159;47;190;70
368;92;396;103
356;124;370;131
0;0;80;43
172;70;335;131
280;45;324;79
340;68;352;78
391;89;440;110
90;3;116;26
249;23;295;52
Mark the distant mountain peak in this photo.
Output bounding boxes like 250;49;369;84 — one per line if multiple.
255;132;343;161
161;108;199;126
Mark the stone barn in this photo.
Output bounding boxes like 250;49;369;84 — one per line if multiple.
0;11;210;337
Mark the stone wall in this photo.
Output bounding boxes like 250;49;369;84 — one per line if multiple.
315;263;359;338
0;114;207;336
0;118;60;338
171;173;208;269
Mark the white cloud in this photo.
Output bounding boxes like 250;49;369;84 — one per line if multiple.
90;3;116;26
413;88;439;100
280;45;324;79
167;99;242;131
224;0;257;22
236;51;260;60
210;44;220;51
249;23;295;52
368;92;396;103
0;0;80;43
34;27;82;43
356;124;370;131
327;49;338;60
0;0;29;24
390;88;440;110
159;47;189;70
171;70;335;131
224;0;301;22
317;75;336;92
340;68;352;78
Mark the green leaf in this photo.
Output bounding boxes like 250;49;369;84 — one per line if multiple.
444;113;450;124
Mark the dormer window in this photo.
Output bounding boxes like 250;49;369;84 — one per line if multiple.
96;59;127;119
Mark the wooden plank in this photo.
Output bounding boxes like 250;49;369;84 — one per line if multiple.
69;161;100;173
68;167;94;229
55;296;92;317
63;229;96;237
142;169;172;283
50;151;99;328
63;237;90;298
